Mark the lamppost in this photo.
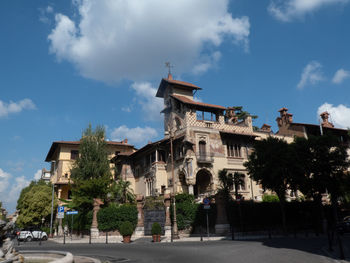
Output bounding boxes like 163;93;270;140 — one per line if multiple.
49;161;56;238
169;128;179;240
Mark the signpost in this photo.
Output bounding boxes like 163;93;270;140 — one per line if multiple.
66;211;78;240
57;206;65;219
203;198;210;238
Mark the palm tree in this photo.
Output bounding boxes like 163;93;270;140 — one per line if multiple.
218;169;233;196
111;179;135;204
233;172;245;200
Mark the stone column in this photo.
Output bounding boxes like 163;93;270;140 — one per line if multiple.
91;198;103;238
188;184;194;195
214;192;230;235
134;195;145;237
164;194;171;237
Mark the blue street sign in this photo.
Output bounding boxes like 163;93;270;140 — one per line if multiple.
203;198;210;205
67;211;78;215
58;206;64;212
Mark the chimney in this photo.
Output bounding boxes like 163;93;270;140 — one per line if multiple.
320;111;334;128
260;124;271;133
167;73;173;80
276;107;292;127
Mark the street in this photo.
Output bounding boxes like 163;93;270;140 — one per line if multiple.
15;236;348;263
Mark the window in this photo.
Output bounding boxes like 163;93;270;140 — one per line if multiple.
227;143;241;157
150;151;156;164
196;110;217;122
199;141;206;156
70;150;79;160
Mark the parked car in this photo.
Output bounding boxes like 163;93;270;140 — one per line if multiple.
337;216;350;234
18;229;48;241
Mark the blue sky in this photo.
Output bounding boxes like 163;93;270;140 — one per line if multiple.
1;0;350;213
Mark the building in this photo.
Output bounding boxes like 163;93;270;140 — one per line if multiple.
44;140;135;204
43;76;350;204
114;74;267;201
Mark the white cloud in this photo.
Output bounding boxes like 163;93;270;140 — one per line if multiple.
0;169;30;213
317;103;350;128
34;169;42;180
48;0;250;83
110;125;158;145
297;61;324;89
0;98;36;118
39;5;54;24
268;0;349;22
0;168;11;193
193;51;222;75
130;82;163;121
332;68;350;84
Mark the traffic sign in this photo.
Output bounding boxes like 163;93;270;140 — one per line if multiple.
203;205;210;210
203;198;210;205
67;211;78;215
57;212;64;219
58;206;64;212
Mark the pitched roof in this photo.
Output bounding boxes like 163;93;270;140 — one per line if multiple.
45;140;134;162
171;94;226;110
156;78;201;98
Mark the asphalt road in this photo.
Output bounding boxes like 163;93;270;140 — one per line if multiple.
15;237;344;263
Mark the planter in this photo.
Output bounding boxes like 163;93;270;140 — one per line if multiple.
123;235;131;243
152;234;161;242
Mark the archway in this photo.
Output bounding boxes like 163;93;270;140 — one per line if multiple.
194;169;212;197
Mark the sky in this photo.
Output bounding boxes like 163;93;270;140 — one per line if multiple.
1;0;350;213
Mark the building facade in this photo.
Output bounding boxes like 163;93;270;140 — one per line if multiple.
44;140;135;205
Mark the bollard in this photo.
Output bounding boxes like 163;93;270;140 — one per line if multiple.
63;231;66;244
106;232;108;244
39;232;42;246
200;226;203;242
17;236;20;246
89;230;91;244
231;225;234;241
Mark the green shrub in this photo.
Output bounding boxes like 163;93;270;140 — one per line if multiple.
151;222;162;235
171;193;217;231
97;203;137;231
144;196;164;210
119;221;134;236
262;194;280;202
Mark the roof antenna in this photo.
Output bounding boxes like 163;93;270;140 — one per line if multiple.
165;62;173;80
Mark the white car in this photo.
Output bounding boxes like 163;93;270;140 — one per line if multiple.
18;230;48;241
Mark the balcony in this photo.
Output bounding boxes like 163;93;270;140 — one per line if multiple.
196;152;214;163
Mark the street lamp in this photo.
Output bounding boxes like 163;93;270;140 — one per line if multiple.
169;128;179;240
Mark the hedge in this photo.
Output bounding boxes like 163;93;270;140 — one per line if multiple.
97;203;138;231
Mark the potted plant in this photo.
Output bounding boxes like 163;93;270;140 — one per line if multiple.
151;222;162;242
120;221;134;243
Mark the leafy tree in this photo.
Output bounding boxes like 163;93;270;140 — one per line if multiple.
244;137;297;231
16;180;57;227
110;179;135;204
292;135;349;223
70;125;112;218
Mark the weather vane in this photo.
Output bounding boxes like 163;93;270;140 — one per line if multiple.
165;62;174;75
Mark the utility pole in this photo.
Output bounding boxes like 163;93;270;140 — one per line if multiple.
49;161;56;238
